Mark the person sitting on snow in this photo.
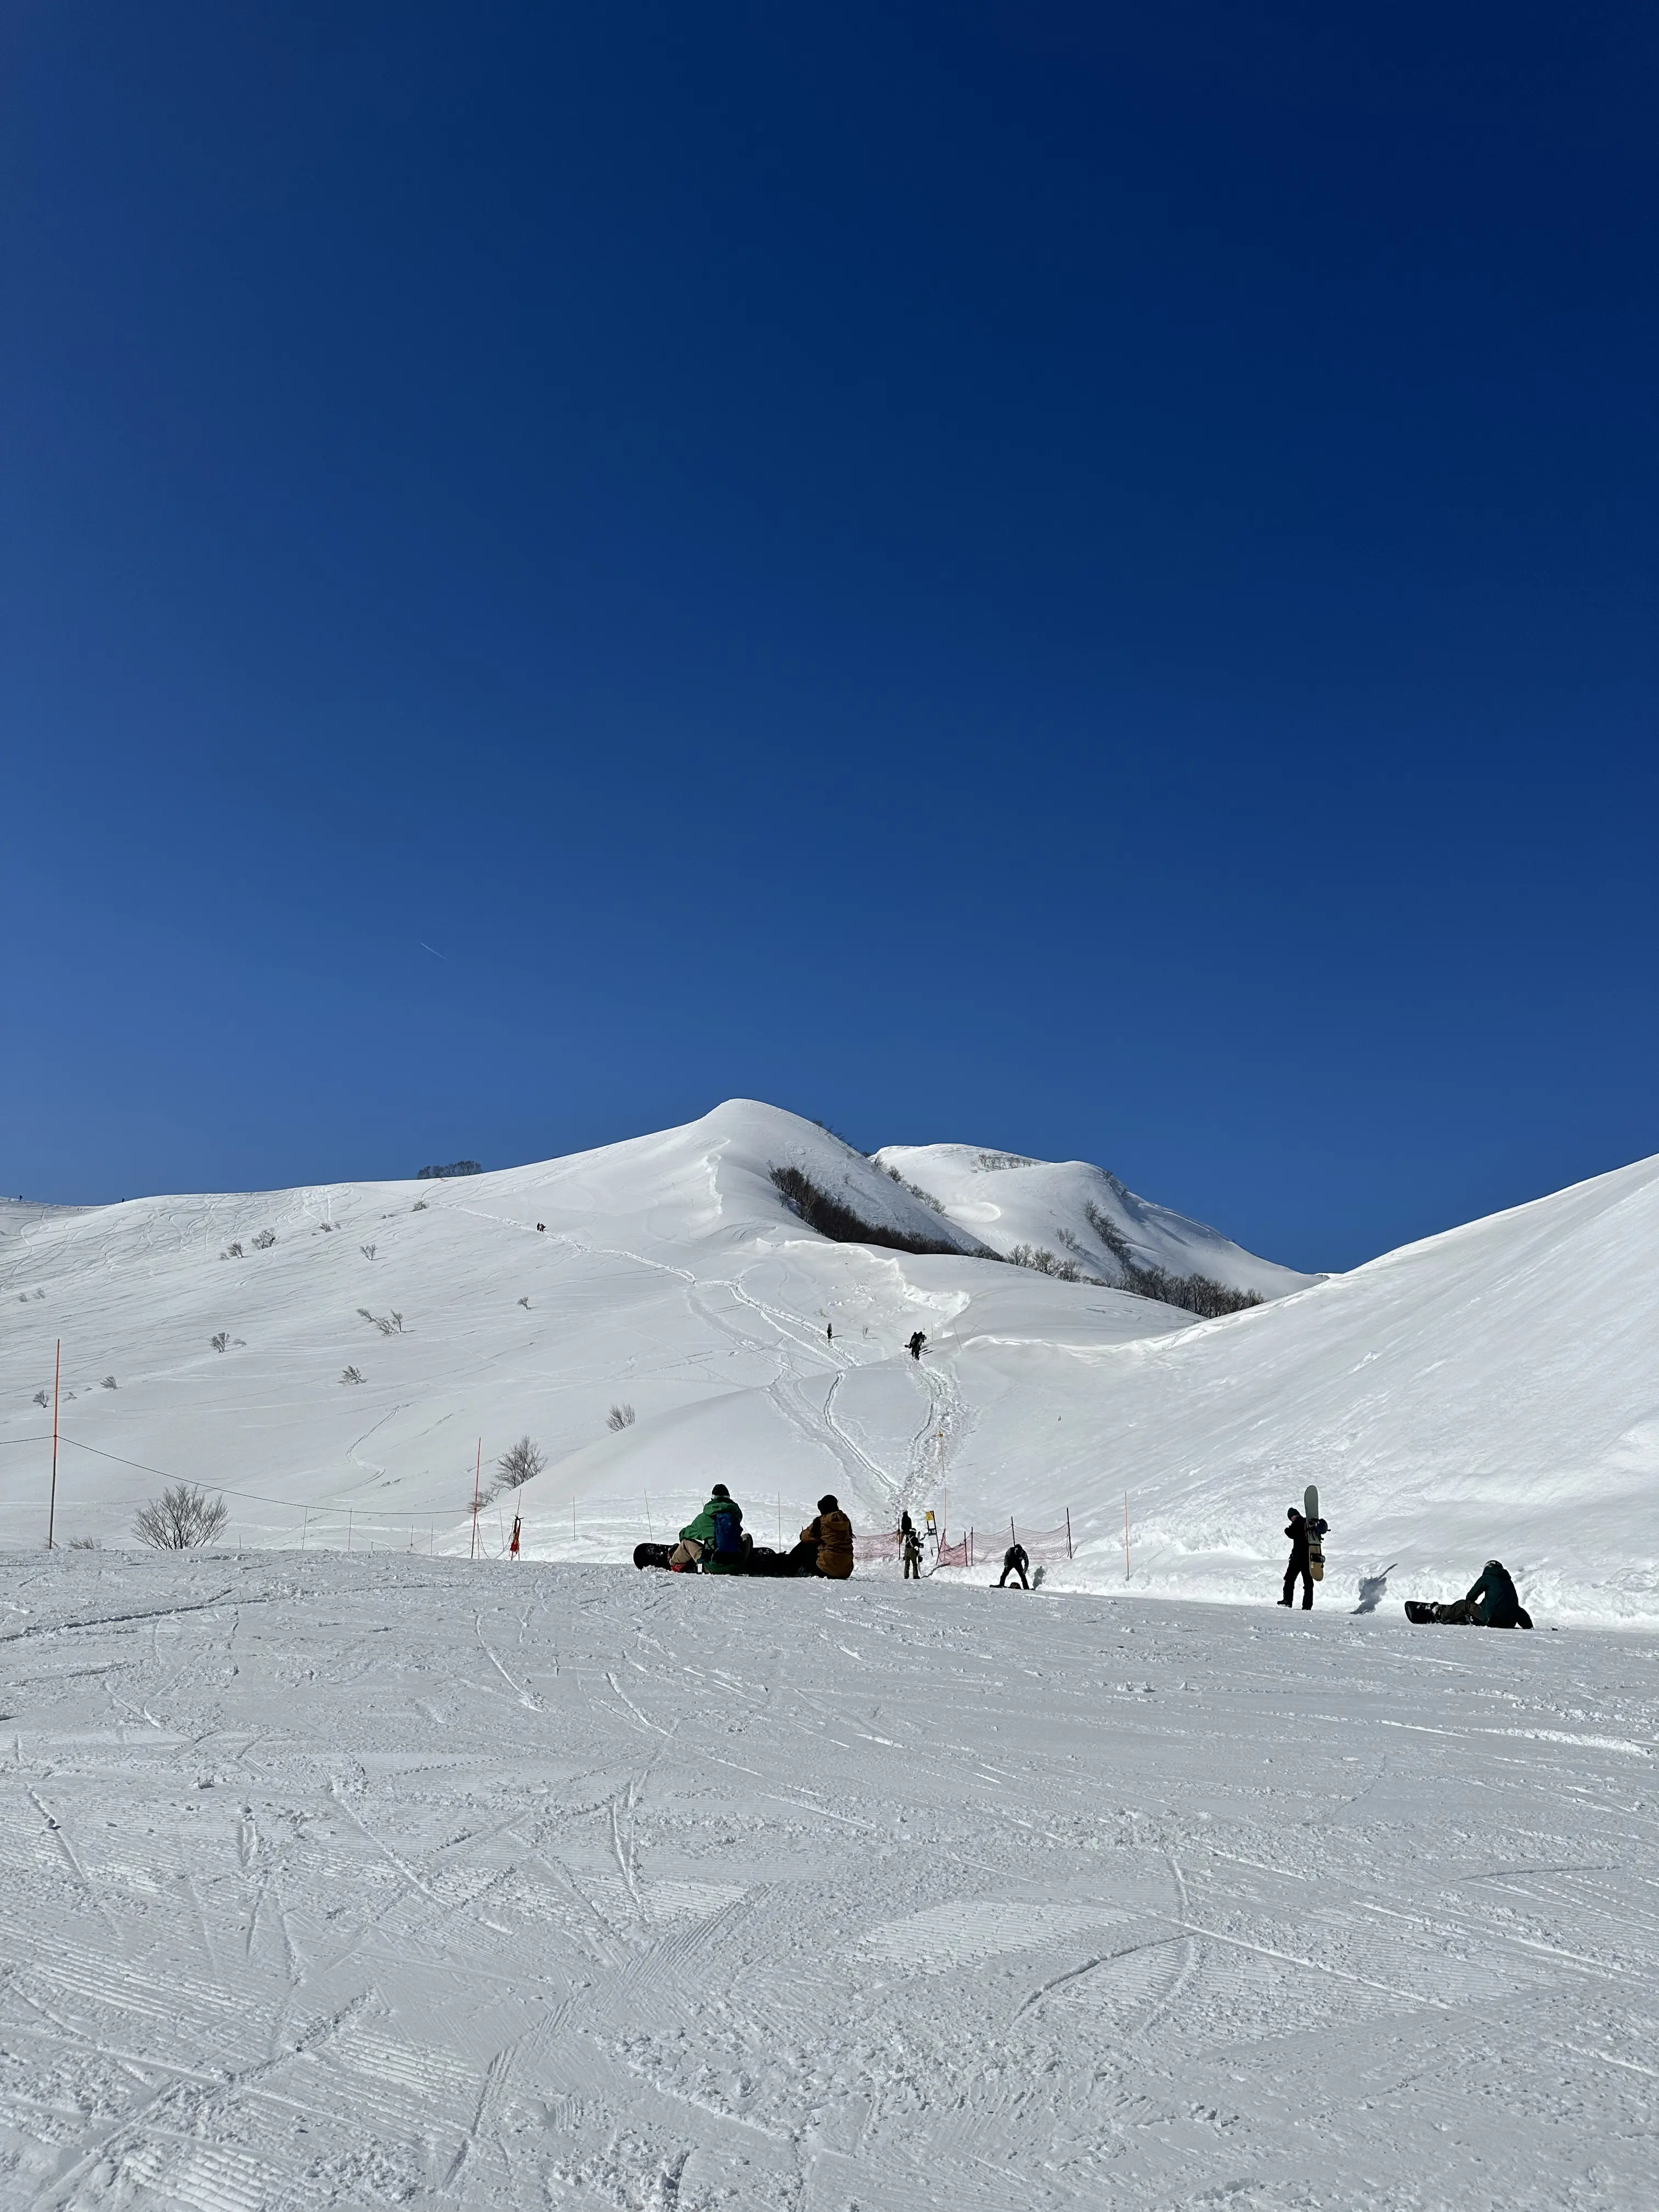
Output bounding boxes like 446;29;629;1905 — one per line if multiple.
676;1483;746;1573
789;1494;855;1579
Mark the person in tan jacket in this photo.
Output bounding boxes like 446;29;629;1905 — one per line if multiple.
793;1493;855;1579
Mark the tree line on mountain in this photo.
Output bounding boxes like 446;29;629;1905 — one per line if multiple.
768;1160;1264;1319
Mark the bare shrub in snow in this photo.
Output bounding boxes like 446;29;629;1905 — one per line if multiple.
318;1221;336;1234
975;1150;1036;1171
357;1307;374;1321
1083;1203;1262;1319
606;1403;636;1432
68;1536;99;1550
32;1389;49;1407
251;1228;276;1250
361;1243;376;1261
389;1311;403;1333
417;1160;481;1180
134;1483;228;1550
881;1164;949;1213
373;1315;399;1336
1006;1243;1097;1284
411;1201;427;1212
101;1375;117;1390
340;1365;365;1385
518;1296;531;1309
770;1165;963;1257
34;1289;44;1300
497;1435;546;1488
225;1242;244;1259
210;1333;229;1353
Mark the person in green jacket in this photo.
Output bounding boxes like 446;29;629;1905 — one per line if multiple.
679;1483;745;1572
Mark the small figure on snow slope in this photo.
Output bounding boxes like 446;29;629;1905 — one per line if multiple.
900;1510;923;1581
1407;1560;1533;1628
998;1543;1030;1590
1278;1504;1326;1610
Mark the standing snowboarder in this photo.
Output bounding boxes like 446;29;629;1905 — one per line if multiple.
1279;1507;1313;1610
998;1542;1030;1590
907;1330;927;1361
827;1321;833;1342
899;1510;922;1580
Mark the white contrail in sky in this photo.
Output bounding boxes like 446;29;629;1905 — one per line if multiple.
419;942;452;962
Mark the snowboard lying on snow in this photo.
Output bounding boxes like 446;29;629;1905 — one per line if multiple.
634;1540;795;1576
1405;1599;1534;1629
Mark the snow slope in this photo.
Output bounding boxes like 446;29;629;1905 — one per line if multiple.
1;1551;1654;2209
874;1142;1317;1300
3;1102;1657;1621
0;1103;1192;1557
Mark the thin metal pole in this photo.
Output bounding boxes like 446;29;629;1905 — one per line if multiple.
471;1439;482;1560
1124;1492;1130;1583
47;1340;60;1549
347;1509;353;1554
1066;1506;1072;1561
301;1507;308;1550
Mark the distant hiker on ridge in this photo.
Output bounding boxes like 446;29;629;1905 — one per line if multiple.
907;1331;927;1361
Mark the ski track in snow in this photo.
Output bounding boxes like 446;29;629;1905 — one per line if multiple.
0;1553;1654;2209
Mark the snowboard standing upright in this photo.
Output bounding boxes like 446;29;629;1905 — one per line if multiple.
1304;1485;1325;1582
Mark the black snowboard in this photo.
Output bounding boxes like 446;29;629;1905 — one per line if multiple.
1406;1599;1534;1629
634;1542;674;1571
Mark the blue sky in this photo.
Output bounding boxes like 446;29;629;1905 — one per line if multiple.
2;2;1654;1272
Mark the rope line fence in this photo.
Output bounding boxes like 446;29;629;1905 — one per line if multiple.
3;1425;1084;1575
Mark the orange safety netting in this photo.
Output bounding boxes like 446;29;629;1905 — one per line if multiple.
1006;1520;1073;1563
851;1531;904;1563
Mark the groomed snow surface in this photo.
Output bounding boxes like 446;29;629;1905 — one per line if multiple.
3;1553;1655;2209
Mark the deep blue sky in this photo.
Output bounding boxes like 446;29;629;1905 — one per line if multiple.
3;2;1655;1271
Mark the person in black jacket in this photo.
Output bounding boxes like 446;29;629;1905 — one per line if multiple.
1278;1508;1313;1610
998;1543;1030;1589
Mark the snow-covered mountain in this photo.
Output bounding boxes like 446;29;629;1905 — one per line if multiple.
873;1142;1316;1304
3;1101;1655;1621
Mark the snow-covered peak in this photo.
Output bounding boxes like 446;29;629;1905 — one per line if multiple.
873;1142;1315;1302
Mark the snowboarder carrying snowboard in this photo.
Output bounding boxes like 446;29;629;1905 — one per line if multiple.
902;1526;923;1579
1279;1508;1317;1609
